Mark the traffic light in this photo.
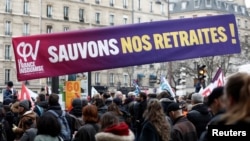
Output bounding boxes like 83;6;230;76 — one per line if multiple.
198;65;206;80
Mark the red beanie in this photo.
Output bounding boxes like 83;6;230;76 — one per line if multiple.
104;122;129;136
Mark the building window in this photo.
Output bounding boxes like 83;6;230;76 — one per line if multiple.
138;0;141;10
95;13;100;24
47;5;52;18
245;34;249;44
123;74;128;86
216;0;221;8
79;9;84;22
169;3;174;11
5;45;11;60
110;0;115;6
109;73;114;85
150;2;153;12
123;0;128;8
224;3;229;10
47;25;52;33
110;14;114;25
245;20;248;28
96;0;100;4
161;4;165;14
137;17;141;23
5;21;11;35
241;7;246;14
194;0;200;8
234;5;238;12
123;17;128;24
237;19;240;27
23;23;29;35
64;27;69;31
95;72;100;84
23;0;29;15
149;74;157;86
5;0;12;13
5;69;11;83
181;2;187;10
149;64;154;68
206;0;211;7
64;6;69;20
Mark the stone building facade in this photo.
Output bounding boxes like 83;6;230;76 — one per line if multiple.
0;0;249;94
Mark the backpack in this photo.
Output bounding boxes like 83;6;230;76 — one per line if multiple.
69;114;84;131
48;110;71;141
35;105;44;117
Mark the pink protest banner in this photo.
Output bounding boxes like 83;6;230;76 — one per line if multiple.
12;14;240;81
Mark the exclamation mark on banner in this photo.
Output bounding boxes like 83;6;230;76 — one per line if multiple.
229;23;236;44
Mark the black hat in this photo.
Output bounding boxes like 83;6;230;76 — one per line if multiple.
167;102;182;113
207;86;224;106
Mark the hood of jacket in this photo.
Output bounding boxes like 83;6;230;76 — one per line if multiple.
191;103;210;115
95;127;134;141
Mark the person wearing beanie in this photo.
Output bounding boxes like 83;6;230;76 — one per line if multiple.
69;98;83;117
69;98;84;131
19;100;30;111
187;93;212;139
95;112;135;141
12;99;37;140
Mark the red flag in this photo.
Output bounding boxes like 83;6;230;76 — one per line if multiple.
200;68;225;97
18;83;35;109
213;68;225;87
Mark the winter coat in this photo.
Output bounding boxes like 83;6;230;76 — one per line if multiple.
20;128;37;141
13;110;37;139
34;134;63;141
186;103;212;138
95;122;135;141
139;121;163;141
73;123;100;141
171;116;198;141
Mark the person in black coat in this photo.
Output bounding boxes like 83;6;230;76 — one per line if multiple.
168;102;198;141
139;99;171;141
187;93;212;139
134;92;147;141
73;105;100;141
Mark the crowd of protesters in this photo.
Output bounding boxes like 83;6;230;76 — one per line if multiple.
0;71;250;141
